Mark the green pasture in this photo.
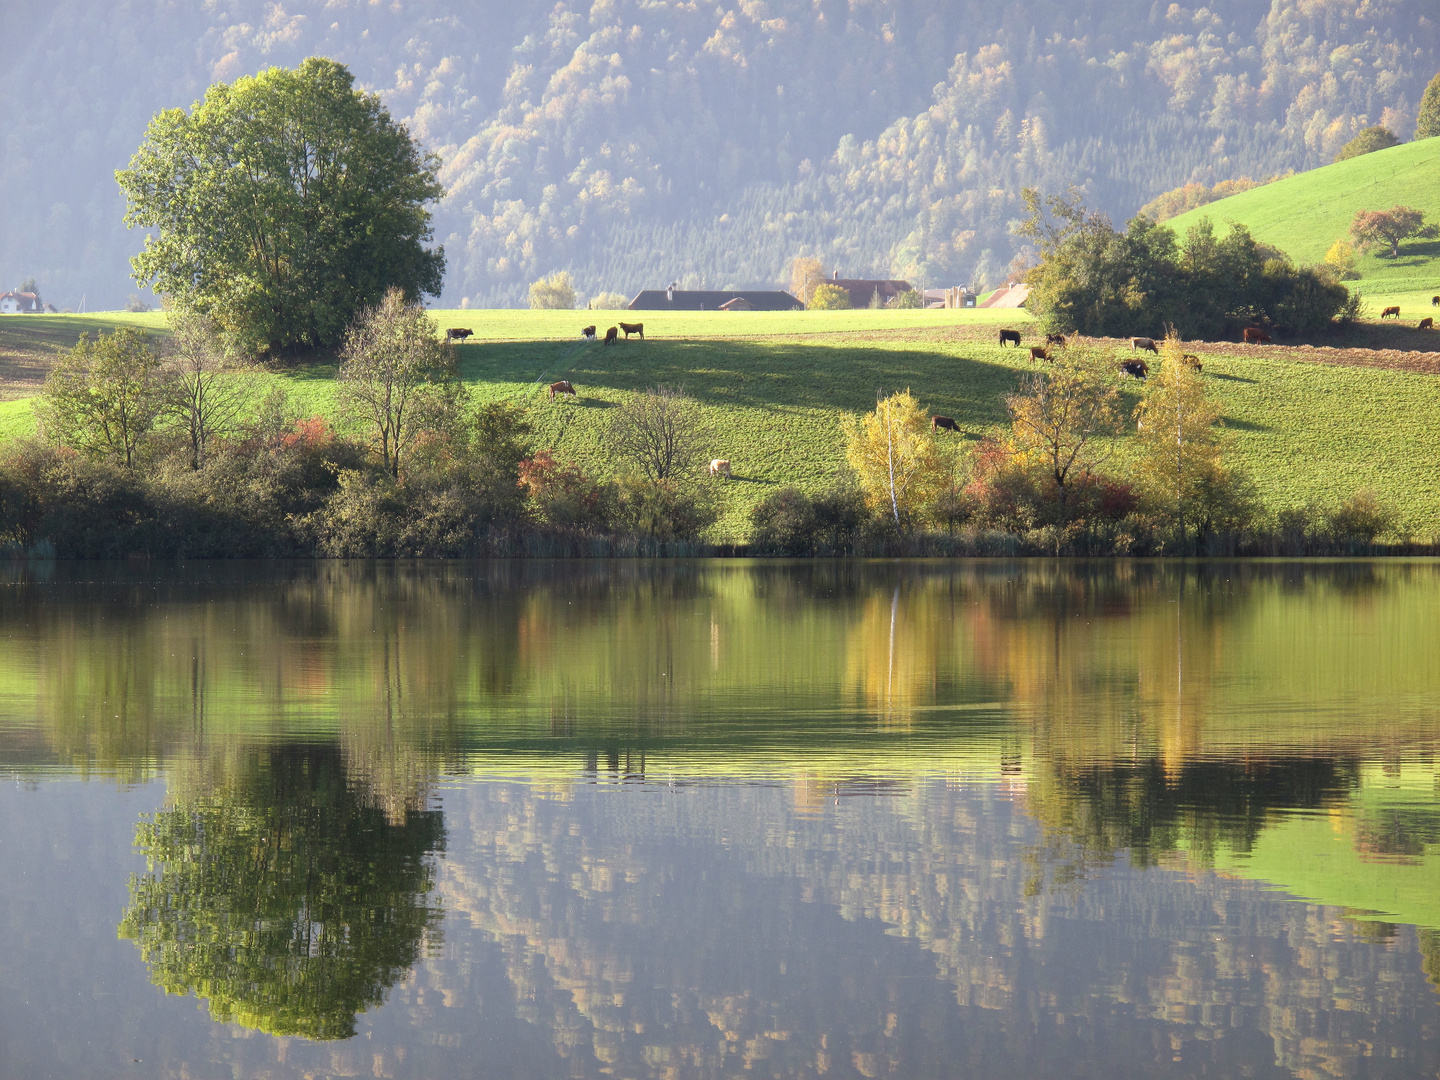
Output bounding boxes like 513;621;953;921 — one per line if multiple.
4;308;1440;540
1164;138;1440;311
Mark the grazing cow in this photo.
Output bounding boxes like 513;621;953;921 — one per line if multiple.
1045;333;1067;347
1029;345;1050;362
619;321;645;340
1130;337;1159;353
932;415;960;433
1120;360;1149;379
1420;318;1435;330
581;324;597;340
1432;296;1440;307
998;329;1021;347
549;380;577;399
446;327;474;342
604;326;618;345
1242;327;1272;344
709;458;732;478
1381;306;1401;319
1181;353;1203;371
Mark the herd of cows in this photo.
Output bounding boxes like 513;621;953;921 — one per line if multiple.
995;328;1202;381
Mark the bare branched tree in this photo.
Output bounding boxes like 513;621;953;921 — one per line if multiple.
608;385;709;481
164;308;256;469
337;287;461;478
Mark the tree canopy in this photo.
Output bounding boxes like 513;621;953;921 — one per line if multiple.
1418;71;1440;140
1020;189;1351;338
117;58;445;355
1335;125;1400;162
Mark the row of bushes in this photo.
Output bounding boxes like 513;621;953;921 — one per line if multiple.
745;482;1410;557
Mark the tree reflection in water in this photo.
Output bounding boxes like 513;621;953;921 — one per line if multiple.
118;743;445;1039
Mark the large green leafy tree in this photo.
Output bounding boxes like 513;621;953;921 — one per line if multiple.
1418;71;1440;140
118;744;445;1039
117;58;445;356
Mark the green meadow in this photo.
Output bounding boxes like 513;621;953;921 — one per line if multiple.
5;306;1440;540
1165;137;1440;315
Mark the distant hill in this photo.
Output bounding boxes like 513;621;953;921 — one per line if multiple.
1164;138;1440;301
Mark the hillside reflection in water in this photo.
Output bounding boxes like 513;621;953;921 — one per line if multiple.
1;559;1438;1079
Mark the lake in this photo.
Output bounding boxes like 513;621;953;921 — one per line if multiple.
1;559;1438;1079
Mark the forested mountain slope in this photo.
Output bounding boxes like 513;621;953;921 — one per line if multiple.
3;0;1437;309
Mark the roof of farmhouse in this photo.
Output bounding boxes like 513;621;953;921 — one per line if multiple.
629;289;802;311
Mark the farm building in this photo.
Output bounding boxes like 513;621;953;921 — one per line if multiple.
828;277;914;308
0;291;41;314
629;289;801;311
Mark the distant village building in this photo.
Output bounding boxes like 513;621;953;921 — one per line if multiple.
0;291;42;314
827;276;913;308
629;289;801;311
978;282;1031;309
924;287;978;309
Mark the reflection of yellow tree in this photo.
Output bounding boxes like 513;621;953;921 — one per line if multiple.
842;583;952;727
119;743;444;1039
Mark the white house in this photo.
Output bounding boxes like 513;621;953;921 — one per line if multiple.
0;291;41;314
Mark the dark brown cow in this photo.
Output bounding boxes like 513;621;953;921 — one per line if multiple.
1420;317;1435;330
1045;333;1067;346
604;326;619;345
1130;337;1159;353
1181;353;1203;371
932;415;960;432
619;321;645;339
1242;327;1272;344
998;329;1021;347
1381;306;1401;319
549;380;577;399
581;324;597;340
1432;295;1440;306
1029;345;1050;362
1120;359;1149;379
446;327;474;342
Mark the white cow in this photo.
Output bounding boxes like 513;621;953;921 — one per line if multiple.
709;458;732;478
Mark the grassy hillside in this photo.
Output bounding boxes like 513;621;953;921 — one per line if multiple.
5;308;1440;540
1165;138;1440;314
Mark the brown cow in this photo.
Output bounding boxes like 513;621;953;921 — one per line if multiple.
1420;317;1435;329
1181;353;1203;371
1130;337;1159;353
581;324;597;340
446;327;474;342
1381;306;1401;319
549;380;577;399
1120;359;1149;379
1029;345;1050;362
1432;295;1440;306
619;321;645;339
709;458;732;478
998;329;1021;347
1045;333;1067;346
1243;327;1272;344
932;415;960;432
604;326;618;345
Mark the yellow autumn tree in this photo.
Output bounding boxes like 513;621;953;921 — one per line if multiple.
843;390;946;531
789;256;825;305
1132;334;1238;549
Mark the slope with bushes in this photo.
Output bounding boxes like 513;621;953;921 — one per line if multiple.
1164;138;1440;308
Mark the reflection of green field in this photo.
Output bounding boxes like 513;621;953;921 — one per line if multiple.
1205;768;1440;931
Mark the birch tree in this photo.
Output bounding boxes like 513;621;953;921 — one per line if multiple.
843;390;945;531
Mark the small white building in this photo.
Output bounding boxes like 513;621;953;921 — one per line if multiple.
0;291;41;314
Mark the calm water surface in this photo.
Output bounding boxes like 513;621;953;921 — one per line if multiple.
1;559;1438;1079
